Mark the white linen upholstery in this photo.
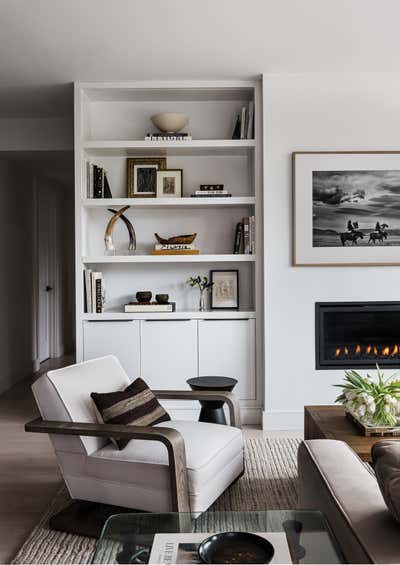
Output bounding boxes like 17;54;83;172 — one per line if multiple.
31;355;244;513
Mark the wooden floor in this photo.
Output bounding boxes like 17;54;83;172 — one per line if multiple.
0;357;72;564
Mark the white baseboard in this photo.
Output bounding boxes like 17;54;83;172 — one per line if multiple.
262;410;304;431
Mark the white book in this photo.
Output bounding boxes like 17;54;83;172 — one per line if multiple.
84;269;92;313
89;164;94;199
124;303;175;313
240;106;246;139
246;100;254;139
195;190;228;195
155;243;195;250
91;272;102;313
149;532;292;564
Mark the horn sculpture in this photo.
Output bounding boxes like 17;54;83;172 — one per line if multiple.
107;208;136;253
104;206;136;254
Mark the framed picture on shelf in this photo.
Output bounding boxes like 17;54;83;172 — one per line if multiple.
293;151;400;266
127;157;166;198
156;169;183;198
210;270;239;310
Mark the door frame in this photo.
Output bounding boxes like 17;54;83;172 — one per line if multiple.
32;177;64;371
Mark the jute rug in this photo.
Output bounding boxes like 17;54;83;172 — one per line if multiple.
12;437;300;564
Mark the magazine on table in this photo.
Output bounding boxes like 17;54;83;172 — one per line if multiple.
148;532;292;564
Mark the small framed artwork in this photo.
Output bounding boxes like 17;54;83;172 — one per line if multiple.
210;270;239;310
156;169;183;198
293;151;400;266
127;157;166;198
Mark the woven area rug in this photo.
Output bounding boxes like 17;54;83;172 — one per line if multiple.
12;437;300;564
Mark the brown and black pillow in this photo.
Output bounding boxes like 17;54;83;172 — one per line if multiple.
91;378;171;449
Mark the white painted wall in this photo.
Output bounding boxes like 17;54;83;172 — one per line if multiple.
0;161;35;394
263;73;400;430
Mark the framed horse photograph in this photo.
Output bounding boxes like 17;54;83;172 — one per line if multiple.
292;151;400;266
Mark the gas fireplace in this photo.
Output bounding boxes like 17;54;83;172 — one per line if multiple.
315;302;400;369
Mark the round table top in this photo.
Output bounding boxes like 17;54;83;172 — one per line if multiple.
187;376;238;389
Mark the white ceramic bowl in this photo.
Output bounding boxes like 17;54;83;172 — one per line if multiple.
151;113;189;134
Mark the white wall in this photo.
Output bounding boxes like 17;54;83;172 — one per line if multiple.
263;73;400;430
0;161;35;394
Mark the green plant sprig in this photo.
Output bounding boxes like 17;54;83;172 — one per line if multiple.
188;275;214;292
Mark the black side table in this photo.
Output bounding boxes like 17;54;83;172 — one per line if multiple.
187;376;238;425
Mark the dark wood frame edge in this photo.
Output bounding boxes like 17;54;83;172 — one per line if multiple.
127;157;167;198
210;269;240;310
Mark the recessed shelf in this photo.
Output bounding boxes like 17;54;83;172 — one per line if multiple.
82;197;256;208
83;139;256;157
82;254;256;264
82;310;256;321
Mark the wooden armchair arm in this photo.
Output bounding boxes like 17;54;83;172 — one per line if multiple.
25;418;189;512
153;390;241;428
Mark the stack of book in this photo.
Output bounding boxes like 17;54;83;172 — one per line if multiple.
191;184;231;198
233;216;255;254
124;301;176;313
85;162;112;198
151;243;200;255
84;269;105;313
232;100;254;140
144;133;192;141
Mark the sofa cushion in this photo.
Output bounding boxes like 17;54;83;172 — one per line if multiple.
91;377;170;449
86;420;243;494
372;440;400;524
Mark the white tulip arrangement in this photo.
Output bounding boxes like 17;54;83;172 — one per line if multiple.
335;365;400;427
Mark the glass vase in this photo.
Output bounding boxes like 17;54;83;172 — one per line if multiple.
199;289;206;312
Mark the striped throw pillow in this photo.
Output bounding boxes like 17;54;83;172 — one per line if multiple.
91;378;170;449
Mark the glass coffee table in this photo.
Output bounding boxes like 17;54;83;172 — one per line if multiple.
92;510;343;564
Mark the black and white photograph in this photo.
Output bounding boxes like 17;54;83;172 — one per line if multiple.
313;170;400;247
210;270;239;309
156;169;183;198
127;157;166;198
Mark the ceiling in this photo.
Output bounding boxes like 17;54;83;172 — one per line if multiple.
1;0;400;117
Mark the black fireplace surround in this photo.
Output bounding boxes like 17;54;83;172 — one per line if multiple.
316;301;400;369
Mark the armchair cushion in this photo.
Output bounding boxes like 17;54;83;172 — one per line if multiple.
91;377;170;449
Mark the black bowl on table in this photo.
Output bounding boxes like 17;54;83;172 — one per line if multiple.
155;294;169;304
198;532;274;564
136;291;152;303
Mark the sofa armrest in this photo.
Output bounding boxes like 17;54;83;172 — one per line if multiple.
25;418;189;512
153;390;241;428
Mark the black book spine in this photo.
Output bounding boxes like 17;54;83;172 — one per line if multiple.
104;174;112;198
93;166;103;198
95;279;102;313
234;222;243;253
232;113;241;140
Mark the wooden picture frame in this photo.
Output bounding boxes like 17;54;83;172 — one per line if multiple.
210;269;239;310
127;157;166;198
156;169;183;198
293;151;400;266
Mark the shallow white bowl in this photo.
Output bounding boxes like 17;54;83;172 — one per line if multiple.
151;113;189;134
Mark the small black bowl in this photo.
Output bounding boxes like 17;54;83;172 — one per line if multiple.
136;291;152;303
155;293;169;304
198;532;274;564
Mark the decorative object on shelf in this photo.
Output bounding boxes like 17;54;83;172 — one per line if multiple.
127;157;166;198
155;294;169;304
210;270;239;310
151;113;189;134
231;217;255;254
200;184;224;191
136;291;152;303
145;132;192;141
155;233;197;245
107;208;136;254
125;301;176;313
104;205;132;255
85;162;112;198
188;275;214;312
84;269;105;313
156;169;183;198
293;151;400;266
231;101;254;140
335;365;400;432
192;184;231;198
153;233;199;255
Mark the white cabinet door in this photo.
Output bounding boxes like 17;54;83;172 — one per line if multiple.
198;319;256;400
83;321;141;379
141;320;198;389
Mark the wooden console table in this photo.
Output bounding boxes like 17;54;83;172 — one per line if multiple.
305;405;400;462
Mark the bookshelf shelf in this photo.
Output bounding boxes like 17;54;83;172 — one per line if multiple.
82;254;256;264
82;310;256;321
82;196;256;208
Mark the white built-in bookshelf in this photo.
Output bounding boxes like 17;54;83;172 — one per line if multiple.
74;80;263;424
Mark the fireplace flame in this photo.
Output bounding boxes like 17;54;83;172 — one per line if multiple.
373;346;379;356
355;344;361;355
366;345;372;355
335;347;341;357
344;346;349;355
391;345;399;357
382;346;390;356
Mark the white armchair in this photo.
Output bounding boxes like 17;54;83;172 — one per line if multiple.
26;355;244;518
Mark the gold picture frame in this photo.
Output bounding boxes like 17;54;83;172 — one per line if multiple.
127;157;166;198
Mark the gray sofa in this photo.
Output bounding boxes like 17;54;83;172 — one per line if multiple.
298;439;400;564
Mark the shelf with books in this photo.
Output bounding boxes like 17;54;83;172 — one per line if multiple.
81;254;256;264
81;196;256;208
83;139;256;157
